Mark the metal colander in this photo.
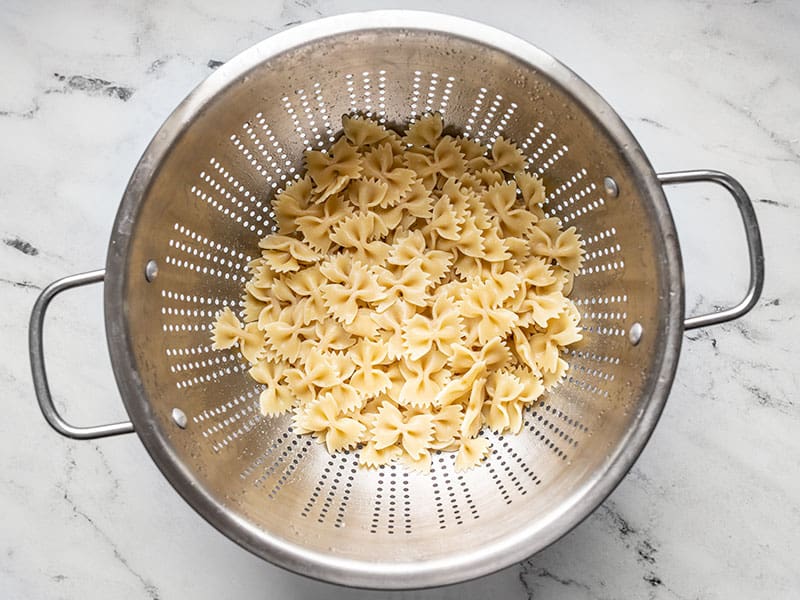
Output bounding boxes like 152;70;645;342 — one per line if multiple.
29;11;764;589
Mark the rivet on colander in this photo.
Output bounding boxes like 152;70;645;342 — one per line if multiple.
629;322;643;345
171;407;188;429
603;176;619;198
145;259;159;282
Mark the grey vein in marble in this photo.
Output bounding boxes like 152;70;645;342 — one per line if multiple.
50;73;135;102
3;236;39;256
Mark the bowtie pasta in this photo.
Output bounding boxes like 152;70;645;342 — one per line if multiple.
211;113;584;472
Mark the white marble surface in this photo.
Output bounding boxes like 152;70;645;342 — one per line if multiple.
1;0;798;598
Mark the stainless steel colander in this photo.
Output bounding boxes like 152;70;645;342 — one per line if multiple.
29;11;764;589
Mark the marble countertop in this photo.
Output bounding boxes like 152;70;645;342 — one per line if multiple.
1;0;798;598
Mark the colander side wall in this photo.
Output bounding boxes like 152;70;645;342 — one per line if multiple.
104;11;683;588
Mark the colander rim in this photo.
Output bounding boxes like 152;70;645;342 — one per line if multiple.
104;9;684;589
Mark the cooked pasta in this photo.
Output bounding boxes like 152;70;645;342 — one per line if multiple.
211;113;584;472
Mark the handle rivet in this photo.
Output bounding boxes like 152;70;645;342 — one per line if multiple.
171;408;188;429
145;260;159;282
604;176;619;198
629;322;643;345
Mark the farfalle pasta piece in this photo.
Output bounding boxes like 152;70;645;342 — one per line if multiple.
464;191;492;231
401;180;434;220
402;295;463;359
490;137;525;173
520;288;565;329
294;294;328;328
552;266;576;296
242;291;268;323
314;318;355;353
349;339;392;397
483;371;525;433
552;227;584;273
529;218;584;273
419;248;453;283
425;194;463;244
515;171;546;214
331;211;391;263
504;235;531;264
459;281;517;344
298;393;366;453
328;382;364;414
454;135;487;162
381;361;406;403
262;309;314;362
211;307;244;350
509;326;539;372
347;178;389;212
404;113;444;147
374;258;432;310
285;264;326;297
406;136;466;189
511;365;545;405
519;255;557;287
398;351;449;407
239;322;267;364
372;402;434;460
361;142;417;206
371;202;406;231
435;359;487;406
430;404;463;445
254;298;283;333
341;307;381;339
372;300;415;360
450;336;510;373
296;195;354;253
284;349;341;403
272;175;314;234
319;252;352;283
542;357;569;390
327;350;356;382
305;137;361;202
331;211;388;245
482;182;536;238
528;309;582;373
250;360;295;416
475;167;505;189
387;229;426;266
546;307;584;347
342;114;392;147
321;261;385;324
449;222;487;272
460;172;485;192
481;227;512;263
454;437;491;471
439;176;471;210
259;382;295;416
461;376;487;439
249;262;277;292
481;263;520;302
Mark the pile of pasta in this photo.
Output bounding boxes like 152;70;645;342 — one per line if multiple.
211;113;583;472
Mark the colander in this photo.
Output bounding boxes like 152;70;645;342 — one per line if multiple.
29;11;764;589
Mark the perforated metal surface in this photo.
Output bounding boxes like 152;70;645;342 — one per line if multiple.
102;12;684;588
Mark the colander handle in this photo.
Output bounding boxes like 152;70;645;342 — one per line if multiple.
29;269;135;439
657;170;765;330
